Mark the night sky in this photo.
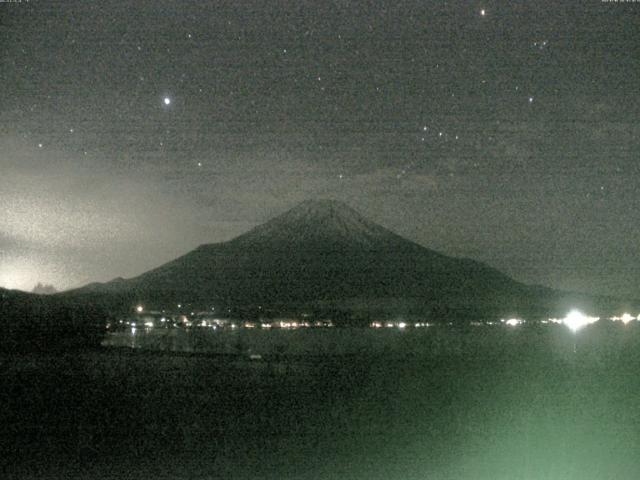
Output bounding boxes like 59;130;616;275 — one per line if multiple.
1;0;639;297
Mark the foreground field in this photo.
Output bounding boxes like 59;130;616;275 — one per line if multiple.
3;323;640;479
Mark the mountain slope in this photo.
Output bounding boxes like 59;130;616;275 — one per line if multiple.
67;200;524;315
0;288;107;351
64;199;637;320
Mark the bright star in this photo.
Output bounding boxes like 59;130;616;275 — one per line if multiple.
480;9;486;16
163;97;171;106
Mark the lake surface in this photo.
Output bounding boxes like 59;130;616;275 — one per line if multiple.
4;322;640;479
102;323;572;357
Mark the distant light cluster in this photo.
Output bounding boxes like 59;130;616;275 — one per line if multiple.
120;306;640;333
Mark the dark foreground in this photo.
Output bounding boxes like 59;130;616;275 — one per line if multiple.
3;323;640;479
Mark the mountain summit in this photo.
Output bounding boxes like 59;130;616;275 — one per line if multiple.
231;199;406;249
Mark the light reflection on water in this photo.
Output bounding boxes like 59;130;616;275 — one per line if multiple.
102;323;599;359
103;326;423;356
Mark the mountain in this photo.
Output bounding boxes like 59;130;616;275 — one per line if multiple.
32;282;58;295
65;199;638;321
0;287;107;351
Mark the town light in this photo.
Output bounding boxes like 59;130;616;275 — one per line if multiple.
563;310;598;332
611;313;634;324
504;318;523;327
135;305;144;313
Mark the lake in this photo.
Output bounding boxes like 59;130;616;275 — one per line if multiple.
3;321;640;479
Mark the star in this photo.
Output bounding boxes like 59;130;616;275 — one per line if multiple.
38;143;43;148
163;97;171;106
480;9;486;16
528;96;534;104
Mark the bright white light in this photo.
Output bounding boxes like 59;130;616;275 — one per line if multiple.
612;313;635;325
136;305;143;313
480;9;486;16
163;97;171;105
144;321;154;328
398;322;407;329
504;318;522;327
563;310;598;332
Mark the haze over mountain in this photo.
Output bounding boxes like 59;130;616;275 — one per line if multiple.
65;200;638;321
32;283;58;295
